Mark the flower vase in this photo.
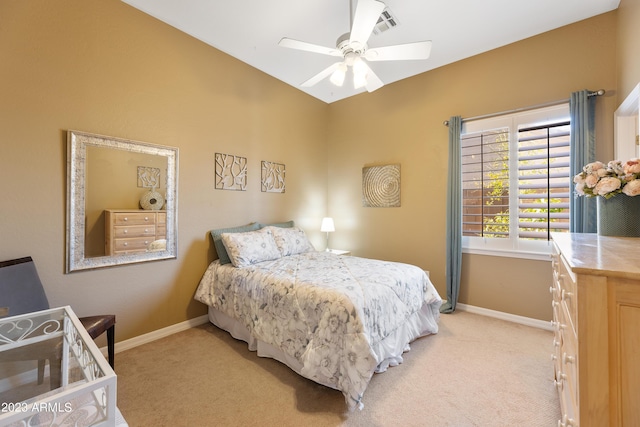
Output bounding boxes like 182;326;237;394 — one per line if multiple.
597;195;640;236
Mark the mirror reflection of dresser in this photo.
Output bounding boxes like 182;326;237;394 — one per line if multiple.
105;209;167;255
66;130;178;272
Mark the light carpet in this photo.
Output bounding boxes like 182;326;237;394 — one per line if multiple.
116;310;560;426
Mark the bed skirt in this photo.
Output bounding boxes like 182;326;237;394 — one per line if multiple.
207;297;439;397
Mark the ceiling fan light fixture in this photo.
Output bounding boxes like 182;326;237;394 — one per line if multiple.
353;73;368;89
352;56;367;75
279;0;432;93
352;56;368;88
329;64;347;86
353;74;368;89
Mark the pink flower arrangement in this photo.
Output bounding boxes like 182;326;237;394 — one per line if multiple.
574;158;640;198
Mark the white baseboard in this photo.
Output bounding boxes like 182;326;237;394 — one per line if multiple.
107;314;210;355
0;315;210;393
456;303;553;331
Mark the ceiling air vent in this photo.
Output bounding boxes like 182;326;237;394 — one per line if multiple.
372;8;399;36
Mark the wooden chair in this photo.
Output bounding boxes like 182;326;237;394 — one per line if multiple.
0;256;116;386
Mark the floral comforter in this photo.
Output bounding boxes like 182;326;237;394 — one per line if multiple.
194;251;442;410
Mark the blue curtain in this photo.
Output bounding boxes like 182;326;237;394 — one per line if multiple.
569;90;597;233
441;116;462;314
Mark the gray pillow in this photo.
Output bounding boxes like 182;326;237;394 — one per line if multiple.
258;220;294;229
211;222;261;265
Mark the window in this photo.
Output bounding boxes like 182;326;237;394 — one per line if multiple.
461;104;570;259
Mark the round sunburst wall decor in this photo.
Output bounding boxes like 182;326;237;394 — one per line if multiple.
362;164;401;207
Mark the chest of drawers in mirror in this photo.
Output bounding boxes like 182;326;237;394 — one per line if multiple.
105;209;166;255
551;233;640;427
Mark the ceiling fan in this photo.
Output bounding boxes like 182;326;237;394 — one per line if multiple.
278;0;432;92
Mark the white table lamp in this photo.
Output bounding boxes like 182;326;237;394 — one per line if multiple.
320;217;335;251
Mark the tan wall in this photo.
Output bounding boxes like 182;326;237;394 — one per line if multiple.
0;0;328;342
326;12;618;321
0;0;630;346
617;0;640;103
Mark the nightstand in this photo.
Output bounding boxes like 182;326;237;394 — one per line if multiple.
326;249;351;256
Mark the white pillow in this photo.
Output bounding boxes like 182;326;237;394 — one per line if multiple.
267;226;315;256
221;227;281;267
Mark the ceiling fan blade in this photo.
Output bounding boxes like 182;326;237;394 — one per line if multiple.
278;37;342;57
349;0;386;49
300;62;344;87
361;61;384;92
365;41;432;61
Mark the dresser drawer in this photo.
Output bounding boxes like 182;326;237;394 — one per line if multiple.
561;323;578;396
112;212;156;226
550;255;562;303
561;325;579;427
551;304;562;376
113;225;156;239
113;237;153;253
556;254;577;336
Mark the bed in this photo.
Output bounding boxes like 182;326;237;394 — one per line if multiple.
194;224;442;410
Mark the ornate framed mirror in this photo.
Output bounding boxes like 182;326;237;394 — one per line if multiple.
66;130;178;272
615;83;640;160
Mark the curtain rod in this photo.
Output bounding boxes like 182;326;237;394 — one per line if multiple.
443;89;605;126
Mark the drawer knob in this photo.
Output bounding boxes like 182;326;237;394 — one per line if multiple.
550;354;557;361
550;321;566;330
554;373;567;390
124;217;128;221
563;353;575;364
553;339;560;348
124;230;128;234
145;217;149;221
558;415;577;427
562;290;573;300
123;242;128;246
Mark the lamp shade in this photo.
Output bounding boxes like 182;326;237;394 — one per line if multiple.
352;57;368;89
320;217;335;233
329;64;346;86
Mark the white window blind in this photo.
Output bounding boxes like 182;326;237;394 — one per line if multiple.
462;129;510;238
517;121;571;240
460;104;570;258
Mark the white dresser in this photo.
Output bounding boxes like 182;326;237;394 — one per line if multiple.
105;209;166;255
551;233;640;427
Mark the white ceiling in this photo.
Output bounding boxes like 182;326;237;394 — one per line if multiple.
121;0;620;104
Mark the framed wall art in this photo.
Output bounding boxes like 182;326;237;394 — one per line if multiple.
137;166;161;188
215;153;247;191
261;161;285;193
362;163;401;207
